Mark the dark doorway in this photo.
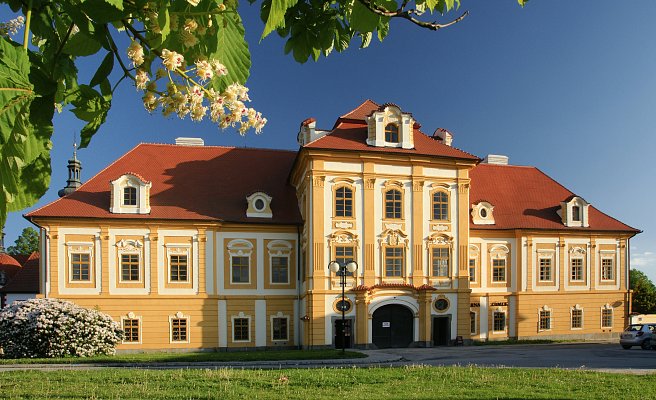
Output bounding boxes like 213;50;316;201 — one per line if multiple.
334;319;353;349
372;304;414;348
432;316;450;346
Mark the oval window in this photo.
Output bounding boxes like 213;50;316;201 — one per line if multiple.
434;298;449;312
254;198;265;211
480;208;488;218
336;299;352;313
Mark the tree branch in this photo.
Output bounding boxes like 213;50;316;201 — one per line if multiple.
104;25;133;79
355;0;469;31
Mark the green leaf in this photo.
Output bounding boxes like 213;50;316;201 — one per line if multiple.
79;0;126;24
89;52;115;88
209;14;251;91
260;0;299;40
62;32;102;57
349;1;380;33
70;85;111;148
0;39;54;228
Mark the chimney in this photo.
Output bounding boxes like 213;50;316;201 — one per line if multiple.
175;137;205;146
432;128;453;146
483;154;509;165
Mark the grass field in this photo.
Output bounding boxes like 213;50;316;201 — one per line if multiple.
1;366;654;399
0;349;365;364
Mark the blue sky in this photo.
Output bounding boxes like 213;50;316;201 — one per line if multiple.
2;1;655;280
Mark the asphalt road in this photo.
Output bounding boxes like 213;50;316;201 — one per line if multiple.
364;343;656;372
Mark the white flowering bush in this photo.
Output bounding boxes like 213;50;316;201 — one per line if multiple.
0;299;123;359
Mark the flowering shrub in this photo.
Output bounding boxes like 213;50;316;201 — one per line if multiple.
0;299;123;359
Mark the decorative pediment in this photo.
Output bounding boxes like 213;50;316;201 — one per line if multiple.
267;240;292;256
378;229;408;247
425;233;453;247
489;244;510;259
329;230;359;247
227;239;253;257
116;239;143;252
569;246;586;256
469;244;480;257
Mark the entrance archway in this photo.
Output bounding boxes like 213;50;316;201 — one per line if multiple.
371;304;414;348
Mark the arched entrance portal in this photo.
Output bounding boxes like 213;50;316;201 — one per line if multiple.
371;304;414;348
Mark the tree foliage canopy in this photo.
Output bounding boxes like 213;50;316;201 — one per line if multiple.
6;226;38;255
630;269;656;315
0;0;528;228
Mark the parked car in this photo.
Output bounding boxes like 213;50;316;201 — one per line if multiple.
620;323;656;349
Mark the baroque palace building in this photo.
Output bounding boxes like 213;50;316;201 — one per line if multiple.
26;100;639;351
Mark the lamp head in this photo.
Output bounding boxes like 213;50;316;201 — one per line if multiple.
346;261;357;273
329;261;340;273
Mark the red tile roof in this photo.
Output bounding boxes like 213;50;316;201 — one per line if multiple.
469;163;639;232
1;252;39;293
0;253;22;283
310;100;478;160
27;144;302;224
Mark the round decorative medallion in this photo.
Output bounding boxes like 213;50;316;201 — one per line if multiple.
254;198;265;211
333;298;353;313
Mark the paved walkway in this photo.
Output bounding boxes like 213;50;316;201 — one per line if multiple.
1;343;654;374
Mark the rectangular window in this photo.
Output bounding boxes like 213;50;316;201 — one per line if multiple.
271;256;289;284
385;247;404;277
492;259;506;283
539;258;552;282
123;319;140;343
120;254;140;281
432;192;449;221
231;256;249;283
335;246;355;277
171;318;188;342
384;190;402;219
470;312;477;335
571;309;582;329
431;248;449;277
570;258;583;281
169;255;188;282
493;312;506;332
123;186;137;206
602;308;613;328
539;310;551;331
233;318;250;341
469;259;476;282
272;317;288;341
71;253;91;281
601;258;614;280
335;187;353;218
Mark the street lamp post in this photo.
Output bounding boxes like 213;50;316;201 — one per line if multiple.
329;259;358;353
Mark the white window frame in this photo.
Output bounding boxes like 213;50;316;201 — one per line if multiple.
601;304;614;329
492;309;507;333
601;257;615;281
270;312;290;342
228;239;254;285
166;244;191;284
232;312;252;343
490;244;509;284
121;312;142;345
570;305;583;330
538;305;552;332
268;240;292;285
538;257;553;282
116;239;143;284
470;310;478;335
169;311;190;344
570;257;584;282
66;242;94;283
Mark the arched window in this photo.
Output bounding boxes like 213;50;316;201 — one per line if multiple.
432;191;449;220
335;186;353;217
572;205;581;221
123;186;137;206
384;189;402;219
385;123;399;143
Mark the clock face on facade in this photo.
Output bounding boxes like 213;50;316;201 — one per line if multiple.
434;298;449;312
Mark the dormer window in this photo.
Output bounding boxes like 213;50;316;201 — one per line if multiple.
471;201;495;225
385;123;399;143
559;196;590;227
365;104;415;149
110;173;152;214
123;187;137;206
246;192;272;218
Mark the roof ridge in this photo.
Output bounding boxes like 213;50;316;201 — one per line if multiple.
416;129;480;161
137;142;298;154
25;143;145;217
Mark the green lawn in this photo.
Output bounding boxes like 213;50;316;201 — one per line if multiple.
0;349;365;364
0;366;654;399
